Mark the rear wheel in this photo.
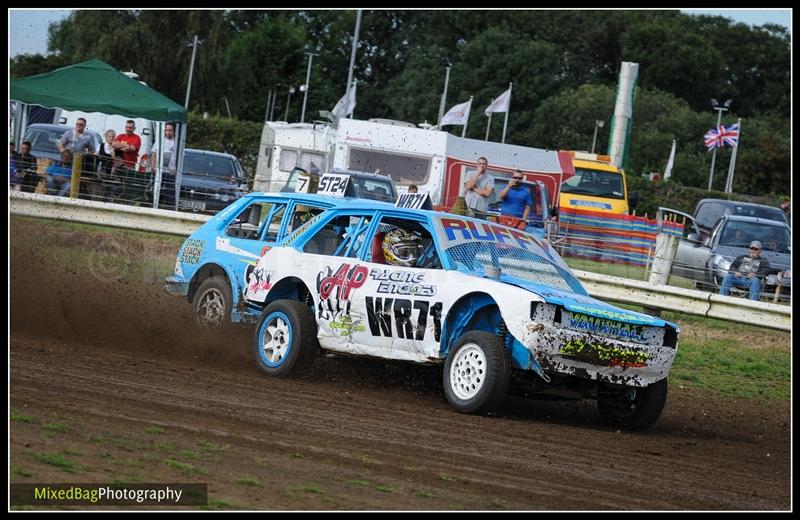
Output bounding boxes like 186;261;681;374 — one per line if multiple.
192;276;232;328
443;331;510;414
252;300;318;378
597;378;668;431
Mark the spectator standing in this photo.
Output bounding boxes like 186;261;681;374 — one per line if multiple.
16;141;40;193
497;169;532;229
150;122;177;207
113;120;143;202
58;118;95;155
719;240;771;301
779;198;790;221
46;150;74;197
407;184;418;194
464;156;494;218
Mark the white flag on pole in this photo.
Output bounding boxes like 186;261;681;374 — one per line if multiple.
663;139;676;181
484;87;511;116
440;98;472;126
332;82;357;118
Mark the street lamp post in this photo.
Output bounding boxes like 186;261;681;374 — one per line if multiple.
284;86;296;122
184;34;202;109
591;119;605;154
707;98;732;191
300;52;319;123
437;57;453;128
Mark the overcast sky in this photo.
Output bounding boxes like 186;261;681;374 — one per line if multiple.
8;8;792;58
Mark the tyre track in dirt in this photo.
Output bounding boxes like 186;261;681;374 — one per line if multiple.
11;332;789;510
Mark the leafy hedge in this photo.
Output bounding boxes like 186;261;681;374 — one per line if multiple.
627;175;787;219
185;112;262;180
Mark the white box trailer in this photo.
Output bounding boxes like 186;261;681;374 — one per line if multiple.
253;121;334;192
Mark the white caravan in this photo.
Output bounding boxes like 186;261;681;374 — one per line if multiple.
253;121;334;192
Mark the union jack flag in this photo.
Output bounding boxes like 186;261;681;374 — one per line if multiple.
704;123;739;150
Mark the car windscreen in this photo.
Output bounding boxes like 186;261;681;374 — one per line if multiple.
183;153;238;179
720;221;791;252
348;176;395;202
24;128;62;154
436;216;587;294
560;168;624;199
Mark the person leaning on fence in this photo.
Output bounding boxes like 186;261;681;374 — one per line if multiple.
112;120;143;202
16;141;40;193
497;169;532;230
45;150;74;197
463;156;494;219
719;240;771;301
9;142;22;191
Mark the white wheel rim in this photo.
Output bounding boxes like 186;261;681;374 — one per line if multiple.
450;344;487;401
261;317;290;364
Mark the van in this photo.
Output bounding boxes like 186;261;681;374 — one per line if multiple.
559;151;630;214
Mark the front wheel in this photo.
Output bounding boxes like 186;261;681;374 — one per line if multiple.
597;378;668;431
192;276;233;328
252;300;318;378
443;331;510;414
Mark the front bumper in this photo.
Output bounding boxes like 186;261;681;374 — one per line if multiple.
165;274;189;297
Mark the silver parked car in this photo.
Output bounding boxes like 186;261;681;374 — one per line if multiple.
672;214;790;299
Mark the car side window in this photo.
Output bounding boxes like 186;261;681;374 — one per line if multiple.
368;216;441;270
303;214;372;257
285;203;328;235
224;201;285;241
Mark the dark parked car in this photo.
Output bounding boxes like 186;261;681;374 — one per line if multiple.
281;167;398;203
672;214;791;299
166;149;249;213
694;198;790;240
23;123;103;164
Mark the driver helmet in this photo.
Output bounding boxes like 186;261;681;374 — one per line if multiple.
382;228;422;267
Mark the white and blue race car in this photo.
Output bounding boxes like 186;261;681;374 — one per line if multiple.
241;201;680;430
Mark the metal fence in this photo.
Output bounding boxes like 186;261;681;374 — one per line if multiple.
9;192;791;331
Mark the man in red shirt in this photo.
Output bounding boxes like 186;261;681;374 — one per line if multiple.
112;120;141;168
112;120;144;202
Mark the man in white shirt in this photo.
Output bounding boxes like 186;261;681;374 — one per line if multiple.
150;122;177;207
150;122;176;172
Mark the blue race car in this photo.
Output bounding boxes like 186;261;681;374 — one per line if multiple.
239;201;681;430
165;192;360;327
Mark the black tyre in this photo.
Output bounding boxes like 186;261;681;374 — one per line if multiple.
252;300;318;378
443;331;510;414
192;276;233;329
597;378;668;431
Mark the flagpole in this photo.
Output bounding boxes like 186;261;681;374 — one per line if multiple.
461;96;473;138
344;10;362;120
707;105;726;191
501;82;512;144
485;110;492;141
725;118;742;193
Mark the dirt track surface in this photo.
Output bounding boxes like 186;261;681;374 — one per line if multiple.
10;218;791;510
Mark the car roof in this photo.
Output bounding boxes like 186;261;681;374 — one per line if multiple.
185;148;237;160
26;123;102;137
329;168;394;182
720;215;790;227
698;198;782;211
